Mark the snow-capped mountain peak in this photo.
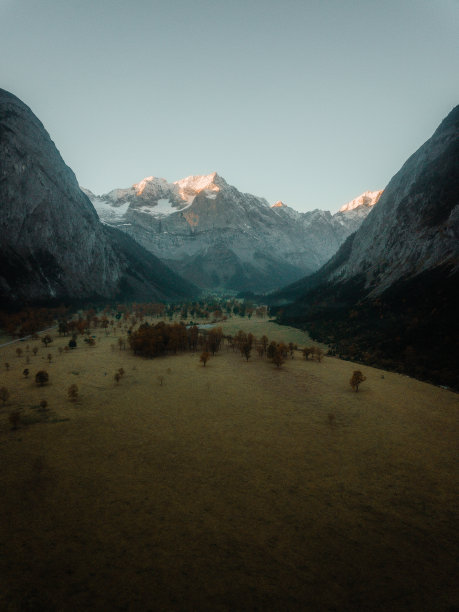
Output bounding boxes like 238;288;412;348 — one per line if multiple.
134;176;169;196
339;190;383;213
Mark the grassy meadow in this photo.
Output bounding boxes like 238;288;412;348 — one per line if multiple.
0;315;458;611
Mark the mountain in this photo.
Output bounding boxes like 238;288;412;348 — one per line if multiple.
273;105;459;387
0;89;197;305
87;173;380;293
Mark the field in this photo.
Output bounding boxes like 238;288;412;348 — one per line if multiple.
0;316;458;611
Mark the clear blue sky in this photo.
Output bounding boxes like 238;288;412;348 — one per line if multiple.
1;0;458;212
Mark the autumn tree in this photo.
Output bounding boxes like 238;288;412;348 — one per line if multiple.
207;327;223;355
267;341;277;361
272;348;285;368
200;351;210;367
350;371;366;392
35;370;49;387
313;347;324;362
241;343;251;362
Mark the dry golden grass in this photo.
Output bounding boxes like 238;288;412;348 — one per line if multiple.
0;316;457;611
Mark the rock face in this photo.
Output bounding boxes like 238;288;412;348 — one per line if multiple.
274;105;459;387
0;89;196;304
87;173;380;293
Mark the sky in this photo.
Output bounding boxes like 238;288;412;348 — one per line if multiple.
1;0;458;212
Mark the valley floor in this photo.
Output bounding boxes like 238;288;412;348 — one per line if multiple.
0;316;457;611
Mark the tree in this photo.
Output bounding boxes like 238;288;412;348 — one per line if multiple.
313;347;324;362
39;399;48;411
350;371;366;392
241;343;251;362
4;362;10;371
42;335;52;348
200;351;210;367
0;386;9;404
23;369;29;378
114;372;121;384
47;353;52;363
32;347;38;356
267;341;277;360
16;347;23;358
69;339;77;349
118;368;125;378
35;370;49;387
68;384;79;402
272;348;285;369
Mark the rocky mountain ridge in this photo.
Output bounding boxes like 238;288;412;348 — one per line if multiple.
273;105;459;387
86;173;381;292
0;89;196;305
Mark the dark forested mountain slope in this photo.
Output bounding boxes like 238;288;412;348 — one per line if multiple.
0;89;197;305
